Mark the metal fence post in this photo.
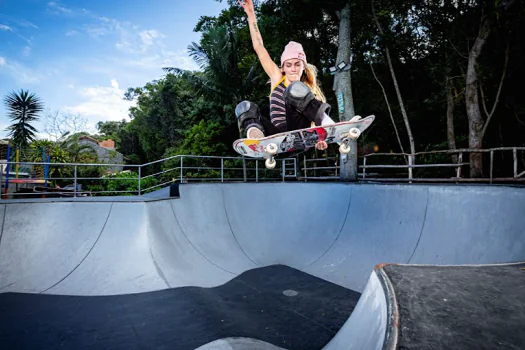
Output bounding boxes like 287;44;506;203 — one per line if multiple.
303;156;307;181
408;155;414;180
138;166;141;195
457;153;463;178
221;158;224;182
514;148;517;178
282;159;285;182
74;166;77;198
255;160;258;182
490;150;494;184
363;156;367;178
180;157;183;182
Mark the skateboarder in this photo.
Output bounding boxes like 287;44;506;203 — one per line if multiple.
236;0;334;150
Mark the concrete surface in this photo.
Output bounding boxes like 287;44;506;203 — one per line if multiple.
195;338;288;349
1;182;524;349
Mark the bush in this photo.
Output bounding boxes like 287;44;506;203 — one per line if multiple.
86;170;159;196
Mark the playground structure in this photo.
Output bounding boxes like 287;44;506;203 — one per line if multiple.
0;142;52;197
0;139;124;198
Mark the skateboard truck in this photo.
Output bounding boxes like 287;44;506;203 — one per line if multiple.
265;143;278;169
338;127;361;154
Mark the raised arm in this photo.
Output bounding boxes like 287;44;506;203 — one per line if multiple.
238;0;282;85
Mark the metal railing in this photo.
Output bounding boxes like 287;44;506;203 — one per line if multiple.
0;154;297;199
301;147;525;183
1;146;523;199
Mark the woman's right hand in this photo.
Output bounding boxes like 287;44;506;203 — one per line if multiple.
238;0;255;17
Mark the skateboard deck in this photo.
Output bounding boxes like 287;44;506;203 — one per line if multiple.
233;115;375;167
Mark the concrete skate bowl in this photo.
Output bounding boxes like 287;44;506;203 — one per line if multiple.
1;183;524;349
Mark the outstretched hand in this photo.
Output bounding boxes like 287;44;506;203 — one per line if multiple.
238;0;255;17
315;141;328;151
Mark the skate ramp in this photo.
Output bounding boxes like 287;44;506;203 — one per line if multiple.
1;183;525;349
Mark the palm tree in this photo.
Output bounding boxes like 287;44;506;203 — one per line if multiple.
163;22;259;110
4;89;44;149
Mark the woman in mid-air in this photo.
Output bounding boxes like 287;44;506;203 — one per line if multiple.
236;0;335;150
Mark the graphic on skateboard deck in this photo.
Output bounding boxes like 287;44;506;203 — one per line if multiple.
233;115;375;169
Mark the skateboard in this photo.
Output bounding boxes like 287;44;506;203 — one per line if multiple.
233;115;375;169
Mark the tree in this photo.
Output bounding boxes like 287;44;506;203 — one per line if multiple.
96;119;145;165
332;3;359;181
333;3;355;123
100;0;524;182
4;89;44;149
371;0;416;175
125;74;198;161
465;0;515;177
96;120;127;139
164;20;259;123
43;110;88;142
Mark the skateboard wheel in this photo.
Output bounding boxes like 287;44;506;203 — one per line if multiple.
348;127;361;139
339;143;351;154
265;158;276;169
266;143;278;155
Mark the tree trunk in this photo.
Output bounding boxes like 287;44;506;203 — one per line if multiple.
333;3;354;122
465;16;489;178
371;0;416;177
445;76;458;163
334;3;357;181
370;62;405;155
465;0;514;178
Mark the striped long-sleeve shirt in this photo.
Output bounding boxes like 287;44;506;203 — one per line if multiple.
269;77;288;132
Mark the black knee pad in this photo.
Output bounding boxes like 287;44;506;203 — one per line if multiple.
284;82;315;112
235;101;260;123
284;82;331;126
235;101;264;135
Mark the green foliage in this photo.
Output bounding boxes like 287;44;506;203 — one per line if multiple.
125;74;197;161
160;120;228;181
81;0;525;181
170;120;227;156
26;135;105;187
95;119;145;164
86;171;159;196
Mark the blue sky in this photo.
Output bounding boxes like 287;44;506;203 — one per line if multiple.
0;0;228;139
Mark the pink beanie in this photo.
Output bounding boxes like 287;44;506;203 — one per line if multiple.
280;41;307;66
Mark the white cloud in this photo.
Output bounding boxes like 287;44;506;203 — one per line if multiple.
97;16;111;23
79;13;165;55
0;57;5;66
49;4;166;56
114;26;166;54
0;22;33;44
0;14;39;29
122;49;199;71
62;80;136;129
17;20;39;29
1;59;46;84
140;30;164;48
85;25;110;37
47;1;73;15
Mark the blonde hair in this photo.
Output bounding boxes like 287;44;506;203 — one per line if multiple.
273;62;327;103
301;63;326;103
